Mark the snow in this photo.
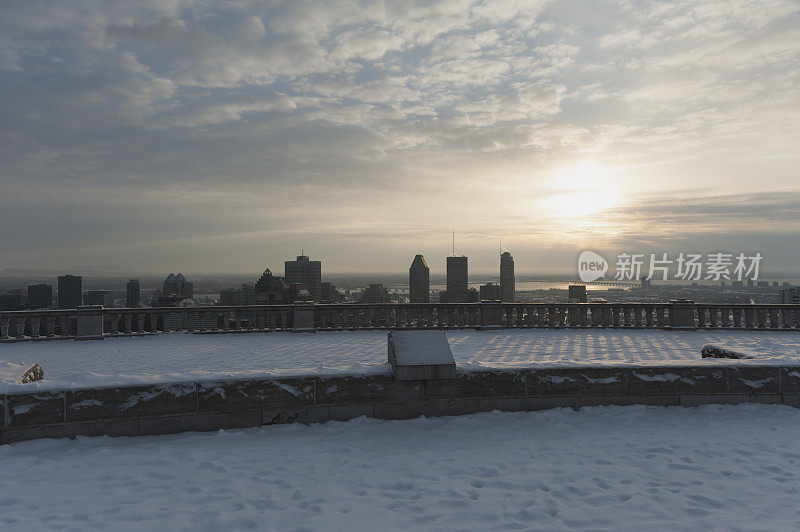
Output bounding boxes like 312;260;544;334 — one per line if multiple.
1;329;799;393
1;404;800;530
390;330;454;365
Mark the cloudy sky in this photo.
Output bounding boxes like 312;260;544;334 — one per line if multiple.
1;0;799;275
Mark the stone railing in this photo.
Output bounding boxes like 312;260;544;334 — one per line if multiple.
1;301;799;341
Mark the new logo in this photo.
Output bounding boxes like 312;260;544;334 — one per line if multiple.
578;250;608;282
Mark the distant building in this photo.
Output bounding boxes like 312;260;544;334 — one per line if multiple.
57;274;82;309
83;290;114;307
479;282;501;300
641;278;651;289
27;283;52;309
360;283;390;303
756;281;769;288
254;268;289;304
288;282;311;302
500;252;515;302
220;283;256;306
446;256;468;303
568;285;587;303
731;280;744;288
466;287;479;303
773;281;779;288
780;288;800;304
285;255;321;301
0;290;27;311
747;279;754;290
154;273;193;307
320;282;340;303
409;254;430;303
126;279;141;308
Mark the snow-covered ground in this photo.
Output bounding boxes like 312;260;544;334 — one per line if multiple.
2;404;800;530
1;329;800;392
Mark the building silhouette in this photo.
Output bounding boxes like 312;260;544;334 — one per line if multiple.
84;290;114;307
479;282;501;300
154;273;193;307
320;282;340;303
254;268;289;304
285;254;321;301
57;274;82;309
126;279;141;308
445;256;468;303
500;251;515;302
360;283;391;303
568;285;587;303
28;283;52;308
409;254;430;303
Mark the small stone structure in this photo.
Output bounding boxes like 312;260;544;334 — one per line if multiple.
17;364;44;384
701;344;755;359
388;330;456;381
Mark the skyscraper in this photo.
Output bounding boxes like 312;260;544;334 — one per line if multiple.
446;256;468;303
57;274;82;309
500;251;515;302
409;254;430;303
27;283;53;308
126;279;141;308
285;254;322;301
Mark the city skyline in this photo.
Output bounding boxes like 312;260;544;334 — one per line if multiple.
1;1;799;274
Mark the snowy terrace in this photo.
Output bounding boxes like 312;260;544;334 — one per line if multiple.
2;328;800;393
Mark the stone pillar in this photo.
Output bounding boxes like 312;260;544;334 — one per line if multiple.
480;300;502;329
293;302;316;332
76;305;104;340
669;299;695;330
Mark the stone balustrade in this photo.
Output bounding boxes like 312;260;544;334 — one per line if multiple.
1;301;799;341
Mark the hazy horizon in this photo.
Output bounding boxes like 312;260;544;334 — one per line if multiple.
2;0;799;274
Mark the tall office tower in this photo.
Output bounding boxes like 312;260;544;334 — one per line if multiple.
500;251;515;302
285;254;322;301
57;274;82;309
409;254;430;303
27;283;53;308
126;279;141;308
446;256;468;303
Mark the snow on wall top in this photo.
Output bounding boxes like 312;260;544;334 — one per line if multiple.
1;329;800;393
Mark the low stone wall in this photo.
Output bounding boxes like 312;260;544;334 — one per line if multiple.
3;365;800;444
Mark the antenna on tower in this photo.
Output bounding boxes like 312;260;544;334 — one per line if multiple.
452;230;455;256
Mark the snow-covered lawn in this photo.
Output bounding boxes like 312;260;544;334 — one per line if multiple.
1;329;800;392
2;404;800;530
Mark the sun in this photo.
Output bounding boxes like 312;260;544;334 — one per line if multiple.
545;162;621;219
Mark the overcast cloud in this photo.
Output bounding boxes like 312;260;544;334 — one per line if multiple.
1;0;798;274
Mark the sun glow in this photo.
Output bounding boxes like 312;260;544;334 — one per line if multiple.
545;162;622;220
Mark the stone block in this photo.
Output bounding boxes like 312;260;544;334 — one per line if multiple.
780;367;800;394
198;377;315;413
139;414;202;436
6;390;64;428
314;374;423;405
17;364;44;384
76;305;104;340
306;404;374;424
373;398;480;420
531;368;625;396
477;397;525;413
728;367;780;394
579;394;680;408
782;394;800;408
1;427;46;444
522;396;580;411
388;330;456;381
43;420;139;439
701;344;753;359
627;367;726;395
67;383;197;422
679;394;752;407
426;370;526;400
261;407;311;425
